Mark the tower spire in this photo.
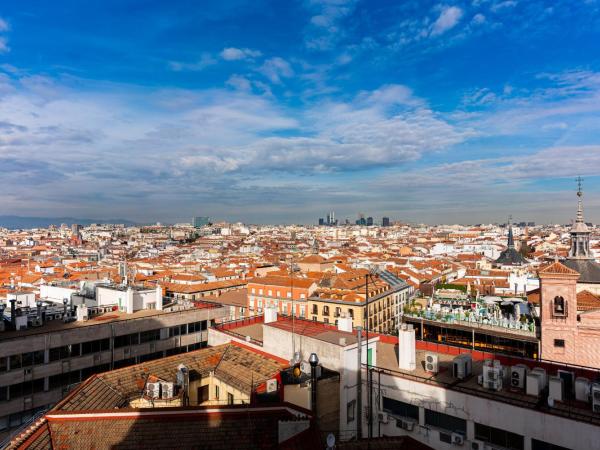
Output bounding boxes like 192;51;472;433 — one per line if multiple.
576;176;584;224
507;215;515;249
568;176;591;259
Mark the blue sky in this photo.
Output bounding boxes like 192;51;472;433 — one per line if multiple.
1;0;600;224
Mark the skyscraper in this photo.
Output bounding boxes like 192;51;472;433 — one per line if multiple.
382;217;390;227
367;217;374;226
192;216;210;228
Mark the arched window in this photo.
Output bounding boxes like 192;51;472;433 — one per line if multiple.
553;296;566;316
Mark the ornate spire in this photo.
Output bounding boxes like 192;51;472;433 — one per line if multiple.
507;215;515;249
576;175;585;224
568;176;591;259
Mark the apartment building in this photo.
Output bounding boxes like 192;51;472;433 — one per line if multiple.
246;275;318;318
0;304;227;433
308;273;411;334
210;314;600;450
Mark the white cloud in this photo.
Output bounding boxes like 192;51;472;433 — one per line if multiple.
491;0;517;12
226;74;252;91
0;37;9;54
0;17;9;32
220;47;262;61
471;13;486;24
168;53;217;71
430;6;464;36
258;57;294;84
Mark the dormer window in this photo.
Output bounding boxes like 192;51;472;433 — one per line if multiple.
553;296;567;316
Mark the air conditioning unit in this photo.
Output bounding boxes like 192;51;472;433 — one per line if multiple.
483;366;502;390
266;378;278;393
31;317;43;327
592;384;600;413
453;355;472;380
575;377;591;403
161;382;174;399
402;419;416;431
425;353;439;373
123;347;131;356
452;433;465;445
470;440;485;450
477;375;483;385
510;364;527;389
526;372;543;397
146;382;161;399
378;412;389;424
549;376;564;403
531;368;547;388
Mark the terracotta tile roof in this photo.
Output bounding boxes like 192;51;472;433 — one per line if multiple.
538;261;580;276
577;290;600;311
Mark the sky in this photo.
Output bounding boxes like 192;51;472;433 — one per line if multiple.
1;1;600;225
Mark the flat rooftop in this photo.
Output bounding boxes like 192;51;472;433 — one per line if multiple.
216;316;379;347
375;341;600;427
0;302;221;342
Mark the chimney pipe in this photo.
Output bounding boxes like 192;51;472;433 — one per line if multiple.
36;300;43;323
309;353;319;418
9;299;16;330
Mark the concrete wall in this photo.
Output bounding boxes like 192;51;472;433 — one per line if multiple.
363;369;600;450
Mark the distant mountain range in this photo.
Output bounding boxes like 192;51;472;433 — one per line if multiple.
0;215;137;230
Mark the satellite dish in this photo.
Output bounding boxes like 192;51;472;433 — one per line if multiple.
326;433;335;448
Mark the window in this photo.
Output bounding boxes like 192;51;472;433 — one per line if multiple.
475;422;524;450
215;385;220;400
227;392;234;405
335;307;341;317
553;296;566;316
425;409;466;434
348;309;354;319
347;400;356;423
532;439;571;450
323;306;330;316
382;397;419;420
312;305;318;314
554;339;565;348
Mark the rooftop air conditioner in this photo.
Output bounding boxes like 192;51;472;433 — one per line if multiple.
425;353;439;373
453;355;472;380
510;364;527;390
402;419;416;431
161;382;174;399
526;372;542;397
549;376;564;403
575;377;591;403
378;412;389;424
452;433;465;446
470;440;485;450
146;382;161;399
31;317;43;327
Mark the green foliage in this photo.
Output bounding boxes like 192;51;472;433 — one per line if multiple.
435;283;468;292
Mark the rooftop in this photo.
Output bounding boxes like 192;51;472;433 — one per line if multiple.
374;338;600;427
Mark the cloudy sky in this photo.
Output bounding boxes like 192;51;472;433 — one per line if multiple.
1;1;600;224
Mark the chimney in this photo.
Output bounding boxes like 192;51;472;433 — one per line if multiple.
36;300;43;324
308;353;319;417
9;298;16;330
156;284;163;311
337;315;353;333
398;323;416;371
126;287;134;314
264;305;278;323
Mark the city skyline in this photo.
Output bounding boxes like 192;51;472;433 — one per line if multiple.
1;1;600;223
